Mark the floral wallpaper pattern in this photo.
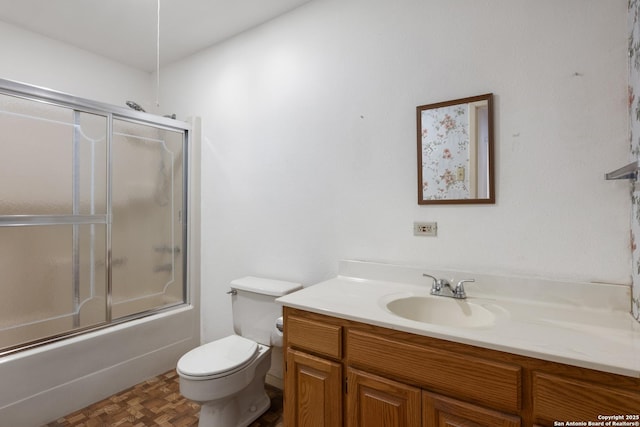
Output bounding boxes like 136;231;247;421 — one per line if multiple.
628;0;640;322
420;105;471;200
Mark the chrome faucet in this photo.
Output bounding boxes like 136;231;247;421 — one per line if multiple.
423;274;474;299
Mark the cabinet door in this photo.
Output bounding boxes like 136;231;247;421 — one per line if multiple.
347;368;421;427
285;348;343;427
423;391;520;427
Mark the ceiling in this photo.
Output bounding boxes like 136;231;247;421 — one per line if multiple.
0;0;312;72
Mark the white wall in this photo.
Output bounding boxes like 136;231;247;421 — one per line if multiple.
0;20;152;108
158;0;630;343
0;21;201;426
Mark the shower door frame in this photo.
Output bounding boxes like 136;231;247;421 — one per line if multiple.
0;78;191;356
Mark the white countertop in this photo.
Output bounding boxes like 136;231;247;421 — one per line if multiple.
277;260;640;378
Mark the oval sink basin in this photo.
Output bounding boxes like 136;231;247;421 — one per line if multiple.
386;296;495;328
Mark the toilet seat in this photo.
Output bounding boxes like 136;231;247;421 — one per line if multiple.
177;335;259;380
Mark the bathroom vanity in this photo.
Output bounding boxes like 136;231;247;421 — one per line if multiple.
277;261;640;427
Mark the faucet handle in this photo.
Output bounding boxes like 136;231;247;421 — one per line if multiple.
454;279;475;298
423;274;440;291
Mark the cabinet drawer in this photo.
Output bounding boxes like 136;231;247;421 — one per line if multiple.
286;314;342;359
347;329;521;413
533;372;640;424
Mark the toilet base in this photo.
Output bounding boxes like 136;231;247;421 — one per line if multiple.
199;387;270;427
189;344;273;427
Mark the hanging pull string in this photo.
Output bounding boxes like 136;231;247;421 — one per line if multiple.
156;0;161;108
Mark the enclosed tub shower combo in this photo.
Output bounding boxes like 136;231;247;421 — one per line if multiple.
0;78;190;356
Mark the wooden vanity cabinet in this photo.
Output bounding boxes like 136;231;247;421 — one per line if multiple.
283;307;640;427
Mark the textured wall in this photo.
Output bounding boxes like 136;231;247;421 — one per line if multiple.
628;0;640;322
158;0;630;342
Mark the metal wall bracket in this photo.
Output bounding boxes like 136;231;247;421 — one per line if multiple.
605;161;639;180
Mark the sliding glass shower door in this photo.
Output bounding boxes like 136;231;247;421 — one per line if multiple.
111;119;185;319
0;80;188;355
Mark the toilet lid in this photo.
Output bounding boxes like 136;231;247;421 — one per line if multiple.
177;335;258;378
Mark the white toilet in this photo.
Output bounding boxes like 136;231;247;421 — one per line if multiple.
177;276;302;427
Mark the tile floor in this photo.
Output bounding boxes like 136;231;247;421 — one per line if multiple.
44;370;283;427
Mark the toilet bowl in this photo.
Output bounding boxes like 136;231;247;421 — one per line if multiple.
177;276;301;427
177;335;272;426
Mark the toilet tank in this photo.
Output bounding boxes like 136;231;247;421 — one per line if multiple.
230;276;302;346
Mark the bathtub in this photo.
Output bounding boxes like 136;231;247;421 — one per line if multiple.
0;305;199;427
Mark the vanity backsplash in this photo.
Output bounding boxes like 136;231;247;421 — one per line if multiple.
337;260;631;312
